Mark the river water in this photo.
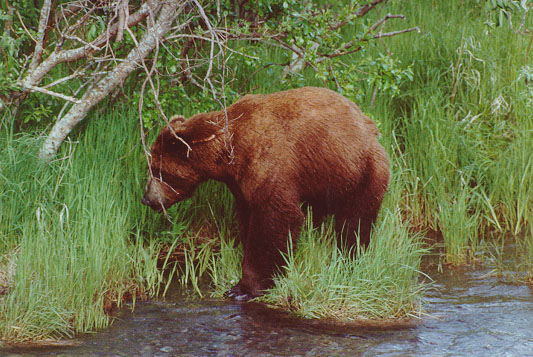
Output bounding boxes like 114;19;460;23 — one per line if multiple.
3;265;533;356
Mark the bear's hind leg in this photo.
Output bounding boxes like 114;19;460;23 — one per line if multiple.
335;211;375;252
335;167;388;253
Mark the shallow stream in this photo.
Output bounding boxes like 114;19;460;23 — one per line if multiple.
3;265;533;356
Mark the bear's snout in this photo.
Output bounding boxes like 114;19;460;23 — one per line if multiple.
142;178;166;212
141;194;164;213
141;195;151;207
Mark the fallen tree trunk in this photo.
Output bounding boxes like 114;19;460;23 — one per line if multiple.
38;1;184;161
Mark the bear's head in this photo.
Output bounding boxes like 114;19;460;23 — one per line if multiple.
141;114;222;212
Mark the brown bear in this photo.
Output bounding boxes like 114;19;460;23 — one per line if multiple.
142;87;389;300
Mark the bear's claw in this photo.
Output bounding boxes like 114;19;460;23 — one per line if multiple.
224;285;257;301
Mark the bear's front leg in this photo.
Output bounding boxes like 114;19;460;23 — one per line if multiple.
233;197;250;247
226;202;304;301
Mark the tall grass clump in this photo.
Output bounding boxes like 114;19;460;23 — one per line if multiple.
487;115;532;236
0;109;163;342
258;208;426;321
208;235;243;298
363;0;533;265
153;179;238;297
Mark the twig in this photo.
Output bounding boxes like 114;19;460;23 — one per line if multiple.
319;13;408;60
14;8;38;44
328;3;361;31
56;80;89;120
273;37;319;74
373;27;420;39
317;45;363;61
19;84;82;103
62;34;103;50
192;0;225;98
63;1;100;36
356;0;388;18
166;33;261;60
369;14;405;32
54;2;84;25
126;6;193;153
329;61;341;91
41;70;86;89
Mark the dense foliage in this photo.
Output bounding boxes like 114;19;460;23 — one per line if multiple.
0;1;416;130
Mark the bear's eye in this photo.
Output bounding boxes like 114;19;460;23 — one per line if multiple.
149;166;169;183
152;168;169;182
154;169;190;187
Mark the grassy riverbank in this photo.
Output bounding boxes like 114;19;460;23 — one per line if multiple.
0;112;165;341
0;0;531;343
381;1;532;272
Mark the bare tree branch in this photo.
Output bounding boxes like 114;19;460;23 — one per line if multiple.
39;0;186;160
356;0;388;18
29;0;53;73
280;8;416;77
116;0;129;43
20;84;83;104
192;0;225;97
19;1;155;97
54;1;84;25
3;0;420;160
369;14;405;32
373;27;420;39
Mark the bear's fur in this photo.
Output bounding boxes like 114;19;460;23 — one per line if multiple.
142;87;390;300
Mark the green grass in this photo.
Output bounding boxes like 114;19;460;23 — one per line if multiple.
0;110;166;341
0;106;240;342
363;1;533;268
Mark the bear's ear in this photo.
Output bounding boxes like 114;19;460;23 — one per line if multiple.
191;132;220;144
165;116;222;148
176;115;224;145
185;125;223;145
169;115;186;126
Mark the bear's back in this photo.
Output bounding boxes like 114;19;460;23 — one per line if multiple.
223;87;385;197
228;87;378;138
